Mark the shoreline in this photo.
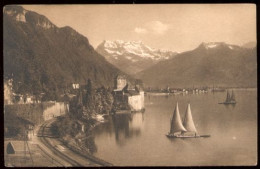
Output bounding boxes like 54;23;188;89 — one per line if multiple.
146;87;257;94
52;115;112;166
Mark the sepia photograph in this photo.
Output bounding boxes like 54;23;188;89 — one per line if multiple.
3;4;257;166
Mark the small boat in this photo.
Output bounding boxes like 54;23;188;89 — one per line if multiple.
219;90;236;104
166;102;210;138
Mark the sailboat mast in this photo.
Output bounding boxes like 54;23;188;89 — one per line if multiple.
231;90;236;101
226;90;231;102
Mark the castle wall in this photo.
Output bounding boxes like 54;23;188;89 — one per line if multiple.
43;102;67;121
140;91;144;108
128;94;144;111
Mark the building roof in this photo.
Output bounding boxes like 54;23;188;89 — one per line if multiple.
7;141;29;154
135;85;144;92
17;117;35;126
125;90;140;96
122;84;129;91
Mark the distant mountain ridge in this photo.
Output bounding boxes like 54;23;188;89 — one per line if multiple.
136;42;257;88
4;6;129;97
242;41;257;49
96;40;178;75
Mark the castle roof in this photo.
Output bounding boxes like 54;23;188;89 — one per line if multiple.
116;74;126;79
135;85;144;92
125;89;140;96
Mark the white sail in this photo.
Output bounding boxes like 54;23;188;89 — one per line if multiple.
230;90;236;101
183;104;197;133
170;102;187;134
226;91;231;102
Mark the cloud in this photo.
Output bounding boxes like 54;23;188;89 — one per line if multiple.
134;21;170;35
134;27;148;34
146;21;169;34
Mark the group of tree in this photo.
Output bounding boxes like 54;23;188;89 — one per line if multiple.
51;79;115;153
69;79;114;119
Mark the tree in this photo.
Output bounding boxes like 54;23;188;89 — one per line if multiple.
84;79;93;106
86;79;92;96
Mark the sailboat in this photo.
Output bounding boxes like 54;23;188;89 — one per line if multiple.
219;90;236;104
166;102;210;138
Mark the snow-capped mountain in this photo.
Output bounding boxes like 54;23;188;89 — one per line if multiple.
136;42;257;88
96;40;178;75
197;42;243;50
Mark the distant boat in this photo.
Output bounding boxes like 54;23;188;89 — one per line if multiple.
219;90;237;104
166;102;210;138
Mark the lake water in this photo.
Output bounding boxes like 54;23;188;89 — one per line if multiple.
93;89;257;166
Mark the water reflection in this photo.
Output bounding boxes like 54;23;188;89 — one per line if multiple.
223;104;236;109
164;94;169;99
112;112;145;145
84;135;97;154
94;112;145;146
93;90;257;166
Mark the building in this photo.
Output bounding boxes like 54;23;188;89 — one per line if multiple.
43;102;67;121
72;83;80;89
13;94;24;104
4;79;13;105
6;141;29;154
16;117;35;141
113;75;144;112
23;95;40;104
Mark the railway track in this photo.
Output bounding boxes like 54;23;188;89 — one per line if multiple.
38;119;112;167
38;120;82;166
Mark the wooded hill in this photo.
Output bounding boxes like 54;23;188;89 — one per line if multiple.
4;6;130;99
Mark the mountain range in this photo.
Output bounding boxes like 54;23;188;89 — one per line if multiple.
135;42;257;88
3;6;129;97
4;5;257;96
96;40;178;75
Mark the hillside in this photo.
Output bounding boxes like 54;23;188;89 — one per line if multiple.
96;40;177;75
4;6;129;98
242;41;257;49
136;42;257;88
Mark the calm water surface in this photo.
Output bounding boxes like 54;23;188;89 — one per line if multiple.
93;89;257;166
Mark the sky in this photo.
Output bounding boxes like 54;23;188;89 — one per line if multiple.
23;4;256;52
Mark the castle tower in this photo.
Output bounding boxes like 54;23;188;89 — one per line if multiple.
115;75;127;90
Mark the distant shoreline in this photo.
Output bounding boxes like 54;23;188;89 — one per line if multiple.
145;87;257;92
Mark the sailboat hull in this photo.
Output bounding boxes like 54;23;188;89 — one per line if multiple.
166;134;210;138
218;102;236;104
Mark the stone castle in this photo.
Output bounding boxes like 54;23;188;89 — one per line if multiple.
113;75;144;111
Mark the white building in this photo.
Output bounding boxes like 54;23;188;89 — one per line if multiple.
4;80;13;105
72;83;80;89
